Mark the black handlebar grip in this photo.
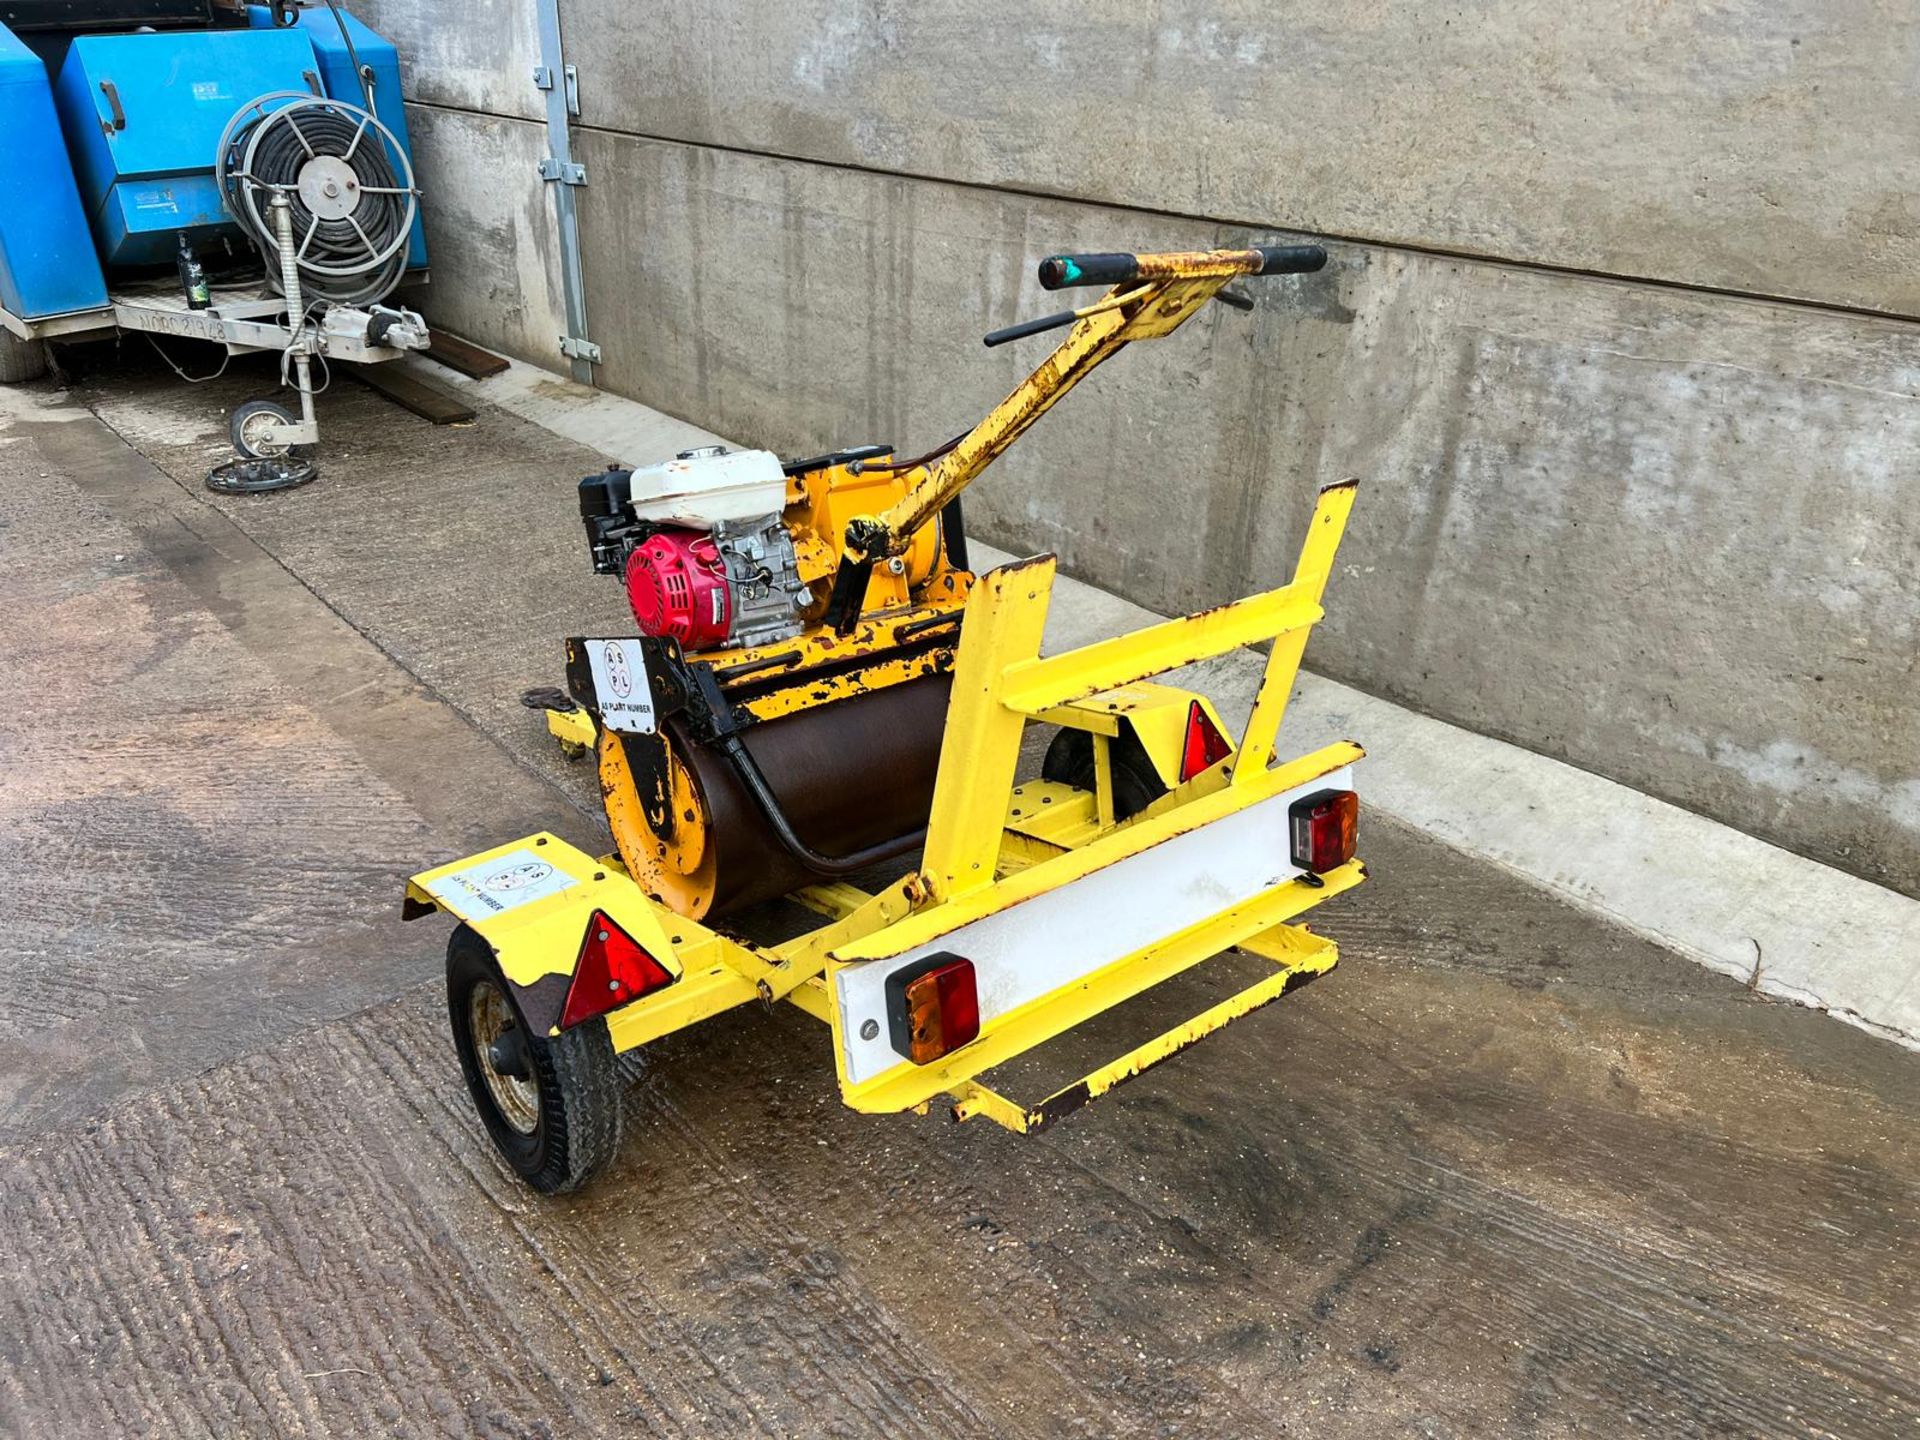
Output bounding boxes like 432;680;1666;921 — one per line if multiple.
983;308;1080;347
1041;244;1328;290
1037;253;1140;291
1253;244;1328;275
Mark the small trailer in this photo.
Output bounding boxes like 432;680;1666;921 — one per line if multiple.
1;268;428;459
404;245;1367;1193
0;4;431;483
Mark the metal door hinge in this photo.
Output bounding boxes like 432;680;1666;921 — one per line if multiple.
559;335;602;364
537;158;588;185
531;63;580;117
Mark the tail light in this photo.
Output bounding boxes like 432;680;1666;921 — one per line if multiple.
1289;789;1358;874
885;954;980;1065
1179;700;1232;782
561;909;676;1029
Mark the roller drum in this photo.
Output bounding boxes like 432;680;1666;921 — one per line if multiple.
604;674;952;917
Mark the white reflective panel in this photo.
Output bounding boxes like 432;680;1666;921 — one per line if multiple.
834;766;1353;1084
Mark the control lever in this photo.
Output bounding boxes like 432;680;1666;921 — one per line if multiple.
983;278;1260;347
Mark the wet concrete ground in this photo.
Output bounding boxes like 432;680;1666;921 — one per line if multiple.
1;354;1916;1437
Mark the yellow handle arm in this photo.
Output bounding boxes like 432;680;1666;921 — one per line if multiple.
838;244;1326;568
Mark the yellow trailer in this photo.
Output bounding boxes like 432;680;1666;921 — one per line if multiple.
404;245;1367;1192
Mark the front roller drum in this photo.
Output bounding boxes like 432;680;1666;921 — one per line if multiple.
600;673;953;919
600;723;718;917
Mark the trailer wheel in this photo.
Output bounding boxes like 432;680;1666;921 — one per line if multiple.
230;399;298;459
1042;726;1168;821
445;925;624;1194
0;332;48;385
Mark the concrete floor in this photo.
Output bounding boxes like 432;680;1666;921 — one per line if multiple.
1;353;1916;1438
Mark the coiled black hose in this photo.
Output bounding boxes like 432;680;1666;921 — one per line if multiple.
220;97;415;307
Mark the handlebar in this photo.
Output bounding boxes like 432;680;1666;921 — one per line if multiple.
1038;244;1328;291
830;241;1334;623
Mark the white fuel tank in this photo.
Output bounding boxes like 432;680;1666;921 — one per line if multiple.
626;447;786;528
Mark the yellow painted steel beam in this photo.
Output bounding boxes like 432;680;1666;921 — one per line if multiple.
692;600;966;693
602;952;836;1052
1035;681;1208;729
1000;586;1322;717
918;555;1057;900
1236;921;1330;966
1091;732;1116;827
604;961;758;1052
789;882;875;921
544;704;597;751
948;930;1337;1134
836;855;1365;1115
732;643;955;724
946;1082;1033;1133
992;830;1071;877
1003;780;1096;839
784;975;833;1025
773;870;927;976
1032;703;1122;736
1235;479;1357;782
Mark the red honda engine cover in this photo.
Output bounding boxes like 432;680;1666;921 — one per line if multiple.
624;528;732;649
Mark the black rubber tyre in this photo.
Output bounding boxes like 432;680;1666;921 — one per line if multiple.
1041;726;1169;821
446;924;624;1195
229;398;297;459
0;331;48;384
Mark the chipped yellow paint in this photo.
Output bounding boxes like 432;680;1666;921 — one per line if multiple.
408;247;1367;1140
692;601;966;683
842;250;1278;560
730;643;956;724
947;923;1338;1133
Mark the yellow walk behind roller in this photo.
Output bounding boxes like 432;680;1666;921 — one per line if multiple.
414;243;1372;1195
561;243;1333;921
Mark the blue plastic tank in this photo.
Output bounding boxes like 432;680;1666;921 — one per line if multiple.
53;27;320;267
0;24;108;319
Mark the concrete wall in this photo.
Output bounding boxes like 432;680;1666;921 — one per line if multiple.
397;108;565;362
392;0;1920;318
360;0;1920;898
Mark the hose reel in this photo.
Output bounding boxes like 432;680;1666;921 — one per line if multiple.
216;91;420;308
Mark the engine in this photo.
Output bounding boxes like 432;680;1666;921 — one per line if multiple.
578;447;812;652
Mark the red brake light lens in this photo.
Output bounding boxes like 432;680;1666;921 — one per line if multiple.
561;909;675;1029
885;954;980;1065
1289;789;1358;874
1179;700;1232;782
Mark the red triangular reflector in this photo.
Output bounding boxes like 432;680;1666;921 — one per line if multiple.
1179;700;1232;781
561;909;675;1029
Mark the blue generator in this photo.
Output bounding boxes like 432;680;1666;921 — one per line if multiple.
0;0;427;325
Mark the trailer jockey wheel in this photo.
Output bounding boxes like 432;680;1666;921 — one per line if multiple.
207;401;318;494
230;398;298;459
445;925;624;1194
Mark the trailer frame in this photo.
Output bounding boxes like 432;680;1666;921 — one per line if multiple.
407;477;1364;1138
